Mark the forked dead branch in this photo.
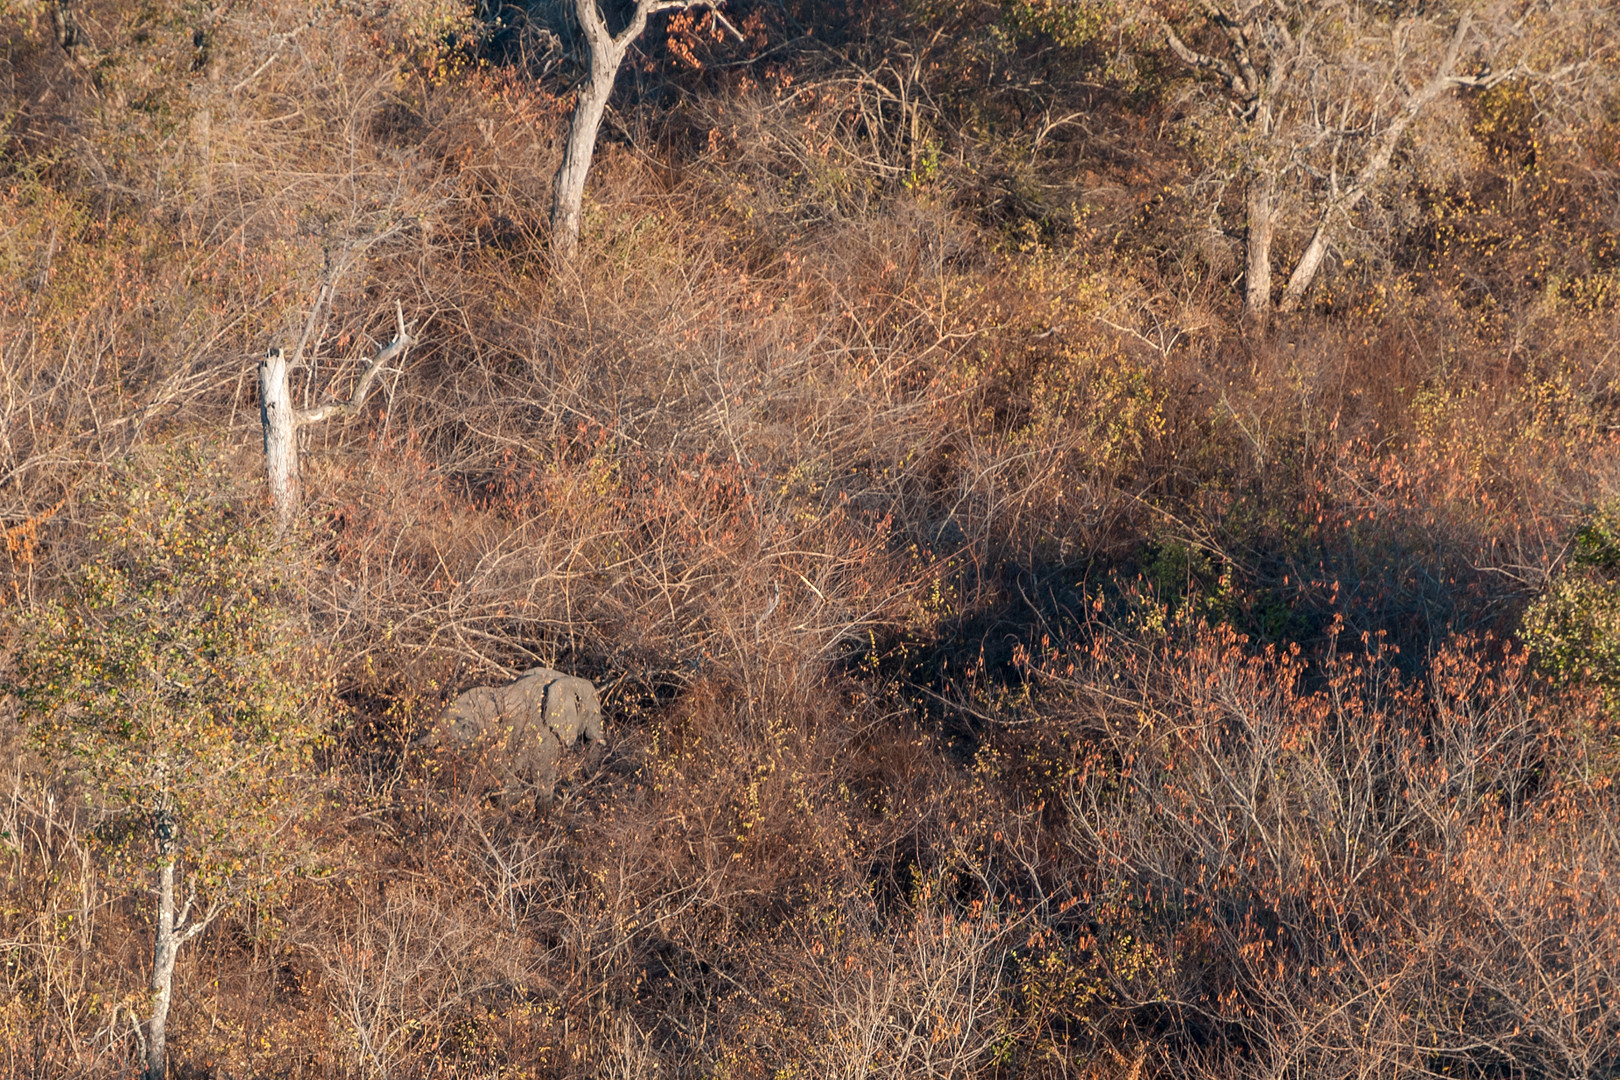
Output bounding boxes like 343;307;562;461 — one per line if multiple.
258;300;413;534
550;0;742;260
1144;0;1615;319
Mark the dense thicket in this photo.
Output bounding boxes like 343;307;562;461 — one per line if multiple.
3;1;1619;1076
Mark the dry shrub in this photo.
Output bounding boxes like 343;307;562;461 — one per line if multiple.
0;764;144;1076
314;881;531;1077
780;886;1019;1080
301;260;937;699
4;1;1620;1077
1003;622;1620;1078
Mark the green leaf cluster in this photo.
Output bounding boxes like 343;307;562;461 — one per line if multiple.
7;453;321;895
995;0;1116;50
1522;501;1620;709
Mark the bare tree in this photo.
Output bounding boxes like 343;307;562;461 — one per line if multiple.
260;301;412;533
550;0;740;261
1146;0;1612;320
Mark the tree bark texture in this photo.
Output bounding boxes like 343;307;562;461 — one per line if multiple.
258;349;299;534
1280;220;1332;311
551;48;618;260
144;858;178;1080
551;0;638;262
1245;171;1276;319
550;1;739;260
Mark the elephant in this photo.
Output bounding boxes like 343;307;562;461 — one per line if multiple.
411;666;605;804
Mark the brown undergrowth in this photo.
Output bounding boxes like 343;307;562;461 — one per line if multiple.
3;0;1620;1076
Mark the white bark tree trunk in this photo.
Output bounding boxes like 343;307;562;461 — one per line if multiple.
1279;219;1333;311
551;28;621;262
259;349;299;534
140;824;220;1080
144;858;178;1080
550;0;737;261
1245;171;1276;320
1155;6;1525;319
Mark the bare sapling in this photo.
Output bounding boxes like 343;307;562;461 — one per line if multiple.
551;0;740;261
144;815;212;1080
260;300;412;533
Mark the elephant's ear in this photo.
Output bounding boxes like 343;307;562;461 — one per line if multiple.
542;680;579;740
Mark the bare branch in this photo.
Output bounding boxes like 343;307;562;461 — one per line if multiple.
707;7;747;43
633;1;741;48
287;281;329;373
1279;12;1490;311
1198;0;1262;98
1160;16;1252;102
296;302;413;426
175;902;224;947
611;3;652;53
230;19;313;95
571;0;615;69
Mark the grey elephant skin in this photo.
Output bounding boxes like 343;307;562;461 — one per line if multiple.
412;667;605;803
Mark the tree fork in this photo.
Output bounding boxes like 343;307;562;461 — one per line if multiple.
143;814;217;1080
550;0;740;261
1279;15;1481;312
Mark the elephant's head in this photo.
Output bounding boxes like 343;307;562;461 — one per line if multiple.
411;686;501;749
543;676;605;747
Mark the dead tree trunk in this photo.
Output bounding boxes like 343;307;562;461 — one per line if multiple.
258;348;300;529
259;302;411;534
550;0;738;261
1245;171;1276;320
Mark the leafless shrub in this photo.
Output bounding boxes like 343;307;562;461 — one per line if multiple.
791;886;1018;1080
1022;624;1620;1079
314;880;519;1077
0;765;137;1076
